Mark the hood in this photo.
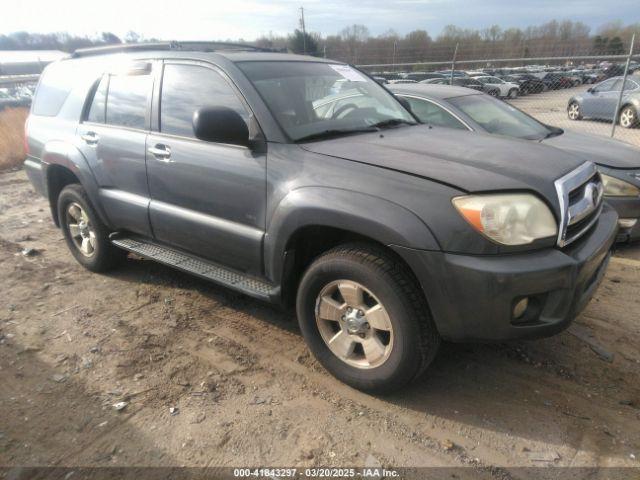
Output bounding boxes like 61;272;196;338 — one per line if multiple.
541;130;640;169
300;125;587;210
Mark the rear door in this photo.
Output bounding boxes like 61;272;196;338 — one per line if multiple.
76;64;154;236
146;60;266;274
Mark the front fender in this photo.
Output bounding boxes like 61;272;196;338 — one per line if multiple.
264;186;440;282
41;140;110;227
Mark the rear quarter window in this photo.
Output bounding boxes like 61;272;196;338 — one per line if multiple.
32;63;73;117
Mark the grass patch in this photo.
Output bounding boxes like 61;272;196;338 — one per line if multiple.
0;107;29;171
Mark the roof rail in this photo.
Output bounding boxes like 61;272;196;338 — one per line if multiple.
71;41;272;58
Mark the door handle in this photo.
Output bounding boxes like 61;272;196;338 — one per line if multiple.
80;131;99;145
148;144;172;162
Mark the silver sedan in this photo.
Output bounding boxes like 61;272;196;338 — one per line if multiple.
567;76;640;129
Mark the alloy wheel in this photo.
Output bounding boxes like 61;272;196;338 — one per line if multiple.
568;103;581;120
620;107;636;128
66;202;97;257
314;280;393;369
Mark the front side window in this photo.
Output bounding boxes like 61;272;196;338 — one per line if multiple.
594;79;616;92
105;73;151;129
402;96;467;130
237;61;415;142
160;64;249;138
449;94;551;140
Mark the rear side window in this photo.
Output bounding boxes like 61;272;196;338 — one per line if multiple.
106;74;151;129
32;63;73;116
86;75;108;123
160;64;249;138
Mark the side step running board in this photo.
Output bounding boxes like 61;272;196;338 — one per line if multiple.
111;236;279;302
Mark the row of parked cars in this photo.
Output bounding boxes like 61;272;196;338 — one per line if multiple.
0;84;34;111
371;62;637;99
23;43;640;392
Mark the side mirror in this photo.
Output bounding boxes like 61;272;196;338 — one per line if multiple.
397;96;412;113
193;106;249;147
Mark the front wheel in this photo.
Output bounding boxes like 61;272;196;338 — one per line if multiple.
508;88;519;99
488;89;499;97
296;244;440;393
619;105;638;129
57;184;126;272
568;102;582;121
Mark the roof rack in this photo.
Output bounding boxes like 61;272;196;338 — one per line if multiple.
71;41;273;58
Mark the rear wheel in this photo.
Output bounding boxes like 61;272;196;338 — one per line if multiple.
619;105;638;129
57;184;125;272
296;243;440;393
508;88;519;99
568;102;582;121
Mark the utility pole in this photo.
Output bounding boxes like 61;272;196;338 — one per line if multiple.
611;33;635;138
299;7;307;55
392;40;397;72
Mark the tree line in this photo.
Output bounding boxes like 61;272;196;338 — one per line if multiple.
1;20;637;67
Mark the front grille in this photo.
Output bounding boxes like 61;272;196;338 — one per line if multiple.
554;162;604;247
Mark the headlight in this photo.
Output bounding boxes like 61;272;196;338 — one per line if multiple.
453;193;557;246
601;173;640;197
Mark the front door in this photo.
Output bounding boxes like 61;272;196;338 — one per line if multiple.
146;61;266;275
76;67;154;237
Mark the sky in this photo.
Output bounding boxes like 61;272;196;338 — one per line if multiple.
2;0;639;41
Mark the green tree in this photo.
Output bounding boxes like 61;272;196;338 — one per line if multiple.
288;29;318;55
608;36;624;54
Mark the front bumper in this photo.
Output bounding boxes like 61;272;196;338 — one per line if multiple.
393;205;618;342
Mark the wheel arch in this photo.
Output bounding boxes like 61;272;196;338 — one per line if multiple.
41;141;109;227
264;187;440;305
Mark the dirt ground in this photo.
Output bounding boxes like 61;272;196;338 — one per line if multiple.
1;168;639;477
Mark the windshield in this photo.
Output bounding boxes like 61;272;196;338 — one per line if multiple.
237;61;416;141
448;94;553;140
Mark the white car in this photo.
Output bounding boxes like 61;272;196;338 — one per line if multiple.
475;76;520;98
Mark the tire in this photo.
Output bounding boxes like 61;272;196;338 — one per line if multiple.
508;88;519;99
57;184;126;272
296;243;440;393
619;105;638;129
488;89;499;97
568;102;583;121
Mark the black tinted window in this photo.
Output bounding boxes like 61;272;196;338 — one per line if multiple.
87;76;108;123
32;63;73;117
161;64;249;138
106;74;150;129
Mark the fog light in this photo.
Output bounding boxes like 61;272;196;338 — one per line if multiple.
513;298;529;319
618;218;638;229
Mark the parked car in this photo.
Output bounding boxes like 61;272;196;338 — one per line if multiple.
474;76;520;98
372;76;389;85
24;43;617;392
388;79;418;84
0;87;30;110
389;83;640;242
422;77;484;91
501;74;546;94
542;72;574;89
568;76;640;129
435;69;467;77
403;72;445;82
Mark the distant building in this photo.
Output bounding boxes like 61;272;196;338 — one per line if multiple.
0;50;67;76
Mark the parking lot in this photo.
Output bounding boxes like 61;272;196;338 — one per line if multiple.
1;167;639;474
509;82;640;148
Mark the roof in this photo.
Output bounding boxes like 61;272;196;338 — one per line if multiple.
387;83;482;99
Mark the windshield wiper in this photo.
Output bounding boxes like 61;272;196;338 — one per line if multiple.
295;127;378;143
369;118;416;129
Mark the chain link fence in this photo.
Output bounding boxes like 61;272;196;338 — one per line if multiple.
357;45;640;147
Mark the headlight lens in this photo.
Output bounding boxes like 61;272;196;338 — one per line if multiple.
453;193;557;246
601;173;640;197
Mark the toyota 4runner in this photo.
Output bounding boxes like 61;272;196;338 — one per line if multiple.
24;42;618;392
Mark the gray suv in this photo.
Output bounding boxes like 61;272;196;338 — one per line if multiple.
24;43;618;392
